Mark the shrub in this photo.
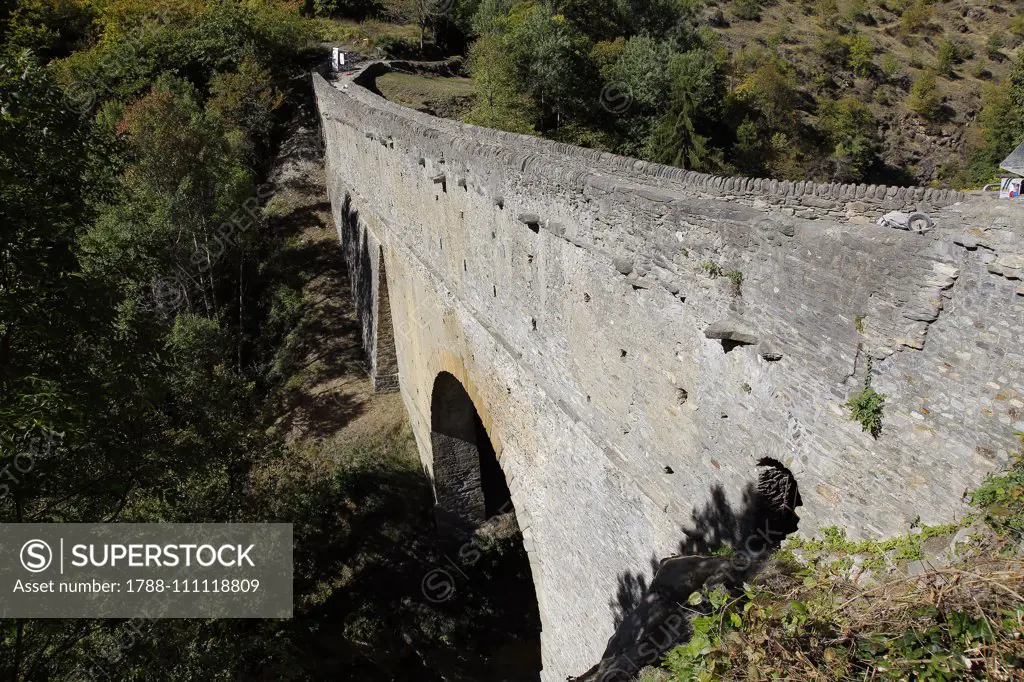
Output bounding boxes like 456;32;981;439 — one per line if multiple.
1011;15;1024;39
907;70;942;119
702;260;724;277
846;33;874;76
733;0;763;21
937;39;973;76
845;383;885;437
937;40;957;76
898;0;931;36
374;34;419;58
987;33;1004;61
881;54;902;80
969;434;1024;540
818;97;878;181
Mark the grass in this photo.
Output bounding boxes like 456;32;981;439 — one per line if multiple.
373;72;475;119
311;17;422;51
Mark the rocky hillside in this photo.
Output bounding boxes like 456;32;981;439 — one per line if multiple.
701;0;1024;185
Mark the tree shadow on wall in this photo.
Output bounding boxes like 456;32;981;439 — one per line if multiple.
591;459;802;682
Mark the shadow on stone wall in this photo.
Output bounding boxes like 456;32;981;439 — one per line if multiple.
573;460;801;681
338;193;375;367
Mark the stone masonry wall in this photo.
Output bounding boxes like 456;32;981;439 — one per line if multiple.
314;65;1024;681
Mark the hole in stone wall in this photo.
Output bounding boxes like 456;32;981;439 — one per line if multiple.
620;349;627;358
493;285;497;297
722;339;746;353
527;254;534;264
531;318;537;330
464;260;467;272
583;292;591;302
677;388;688;405
439;237;443;251
587;395;591;402
755;457;802;540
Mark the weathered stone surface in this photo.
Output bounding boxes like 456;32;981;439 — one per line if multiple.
612;257;634;275
315;64;1024;682
704;320;758;345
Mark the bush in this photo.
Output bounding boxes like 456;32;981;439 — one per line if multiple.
898;0;931;36
845;383;885;437
907;70;942;119
881;54;901;80
373;34;420;58
937;39;973;76
733;0;763;21
846;33;873;76
937;40;957;76
987;33;1004;61
818;96;878;181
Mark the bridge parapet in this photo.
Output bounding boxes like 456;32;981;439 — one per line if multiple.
334;61;967;220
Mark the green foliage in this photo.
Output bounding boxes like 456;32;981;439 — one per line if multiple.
907;70;942;120
53;0;312;113
968;434;1024;540
881;53;901;80
898;0;931;36
701;260;724;278
0;0;94;60
602;36;673;111
936;39;971;77
662;588;735;680
644;48;723;169
727;269;743;289
818;96;878;181
1012;15;1024;39
844;356;885;437
986;33;1004;61
960;56;1024;187
733;0;763;21
208;51;285;159
374;33;420;57
464;32;537;134
845;384;885;437
846;33;874;77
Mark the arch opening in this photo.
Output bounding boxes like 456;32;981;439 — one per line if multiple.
429;371;542;680
429;371;516;534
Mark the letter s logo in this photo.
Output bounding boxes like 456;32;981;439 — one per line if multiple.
20;539;52;573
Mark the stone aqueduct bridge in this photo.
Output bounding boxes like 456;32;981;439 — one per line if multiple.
313;64;1024;679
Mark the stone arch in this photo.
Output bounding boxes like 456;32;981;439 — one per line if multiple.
372;245;399;393
429;371;513;536
428;371;542;679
